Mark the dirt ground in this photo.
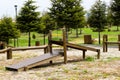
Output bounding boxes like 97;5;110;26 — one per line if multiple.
0;45;120;80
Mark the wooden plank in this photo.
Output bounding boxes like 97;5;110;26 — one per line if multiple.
105;41;120;44
67;43;99;52
6;50;62;71
12;45;48;51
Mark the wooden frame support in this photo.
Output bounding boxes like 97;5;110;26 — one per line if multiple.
7;48;12;59
118;35;120;51
63;28;67;64
83;50;86;60
48;30;53;54
103;34;120;52
0;48;12;59
97;50;100;59
103;35;108;52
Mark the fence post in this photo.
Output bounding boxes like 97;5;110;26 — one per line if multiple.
103;35;108;52
48;30;52;54
63;28;67;64
118;35;120;51
7;48;12;59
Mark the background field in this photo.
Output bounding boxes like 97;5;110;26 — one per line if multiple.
9;27;120;47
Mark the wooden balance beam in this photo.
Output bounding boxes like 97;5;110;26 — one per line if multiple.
49;28;100;64
0;47;12;59
0;45;48;60
103;35;120;52
12;45;48;53
6;50;63;71
50;40;100;59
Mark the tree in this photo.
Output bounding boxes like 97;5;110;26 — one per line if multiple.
87;0;107;44
37;12;55;45
0;16;20;44
49;0;85;38
17;0;41;46
110;0;120;31
106;6;113;30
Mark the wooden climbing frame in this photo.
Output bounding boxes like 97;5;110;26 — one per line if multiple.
103;34;120;52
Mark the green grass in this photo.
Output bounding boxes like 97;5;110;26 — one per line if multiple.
9;26;120;47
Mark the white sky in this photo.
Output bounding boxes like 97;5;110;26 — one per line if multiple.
0;0;111;19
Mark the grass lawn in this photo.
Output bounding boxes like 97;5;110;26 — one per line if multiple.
9;26;120;47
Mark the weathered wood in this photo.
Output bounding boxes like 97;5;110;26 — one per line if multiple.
118;35;120;51
83;50;86;60
48;30;52;54
84;35;92;44
105;41;120;44
103;35;108;52
7;48;12;59
12;45;48;51
97;50;100;59
63;28;67;64
0;47;11;53
0;47;12;59
6;50;62;71
67;43;99;52
103;34;120;52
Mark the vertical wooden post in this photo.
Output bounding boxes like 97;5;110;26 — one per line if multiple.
44;46;48;54
7;48;12;59
118;35;120;51
103;35;108;52
63;28;67;64
83;50;86;60
97;50;100;59
48;30;52;54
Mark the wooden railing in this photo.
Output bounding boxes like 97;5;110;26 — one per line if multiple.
0;45;48;59
103;35;120;52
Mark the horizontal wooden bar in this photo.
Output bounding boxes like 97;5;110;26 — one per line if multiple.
104;41;120;44
12;45;48;51
0;47;11;53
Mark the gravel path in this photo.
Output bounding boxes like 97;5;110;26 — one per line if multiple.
0;45;120;80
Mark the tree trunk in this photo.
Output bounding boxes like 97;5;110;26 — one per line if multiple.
117;25;119;31
43;31;46;45
76;27;78;37
14;39;16;47
79;28;82;34
28;31;31;46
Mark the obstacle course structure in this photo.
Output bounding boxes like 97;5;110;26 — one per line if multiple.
6;28;100;71
49;28;100;64
103;35;120;52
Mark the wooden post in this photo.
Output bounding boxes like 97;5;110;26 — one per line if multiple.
97;50;100;59
103;35;108;52
83;50;86;60
7;48;12;59
44;46;48;54
118;35;120;51
63;28;67;64
48;30;52;54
